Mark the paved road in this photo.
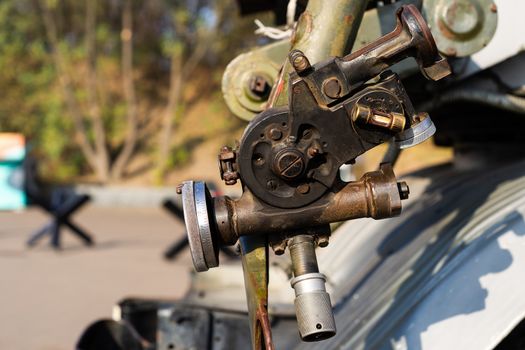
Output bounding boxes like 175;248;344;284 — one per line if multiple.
0;206;192;350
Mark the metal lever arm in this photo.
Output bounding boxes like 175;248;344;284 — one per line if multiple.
292;5;451;108
340;4;450;83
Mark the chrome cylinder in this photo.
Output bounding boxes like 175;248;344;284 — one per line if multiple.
289;235;336;342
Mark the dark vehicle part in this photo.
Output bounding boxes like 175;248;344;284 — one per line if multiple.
77;299;254;350
76;319;151;350
181;5;449;348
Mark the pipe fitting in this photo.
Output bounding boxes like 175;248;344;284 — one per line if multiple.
289;235;336;342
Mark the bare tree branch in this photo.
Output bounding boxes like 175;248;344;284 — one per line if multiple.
181;38;208;79
37;0;102;178
84;0;109;182
111;0;139;180
157;54;183;177
156;3;227;179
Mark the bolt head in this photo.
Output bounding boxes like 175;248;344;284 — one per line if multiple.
441;0;480;36
269;128;283;141
296;183;310;194
323;78;342;99
248;75;271;100
274;149;305;180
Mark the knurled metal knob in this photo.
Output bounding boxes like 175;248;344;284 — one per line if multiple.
181;181;219;271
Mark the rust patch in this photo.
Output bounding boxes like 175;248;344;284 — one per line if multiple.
256;306;274;350
344;14;355;25
291;11;313;46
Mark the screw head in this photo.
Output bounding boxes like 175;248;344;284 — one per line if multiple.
274;149;305;180
296;183;310;194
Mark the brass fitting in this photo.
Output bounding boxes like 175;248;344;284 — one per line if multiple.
352;103;406;133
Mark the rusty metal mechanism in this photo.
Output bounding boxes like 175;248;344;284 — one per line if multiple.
181;5;450;348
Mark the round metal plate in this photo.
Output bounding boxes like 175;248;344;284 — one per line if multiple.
395;114;436;149
222;49;279;121
194;182;219;268
181;181;208;272
424;0;498;57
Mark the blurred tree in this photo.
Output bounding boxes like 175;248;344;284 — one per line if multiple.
36;0;161;182
156;0;234;180
0;0;270;184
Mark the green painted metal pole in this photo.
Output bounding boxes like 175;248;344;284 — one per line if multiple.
268;0;370;107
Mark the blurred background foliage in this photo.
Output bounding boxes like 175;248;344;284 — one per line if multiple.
0;0;269;184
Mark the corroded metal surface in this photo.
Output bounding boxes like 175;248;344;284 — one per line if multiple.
223;1;427;122
293;160;525;350
267;0;369;108
239;235;274;350
182;5;449;348
340;5;450;84
424;0;498;57
215;164;403;240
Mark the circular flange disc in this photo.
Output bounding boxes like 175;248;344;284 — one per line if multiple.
222;51;279;122
181;181;208;272
395;113;436;149
424;0;498;57
194;181;219;269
